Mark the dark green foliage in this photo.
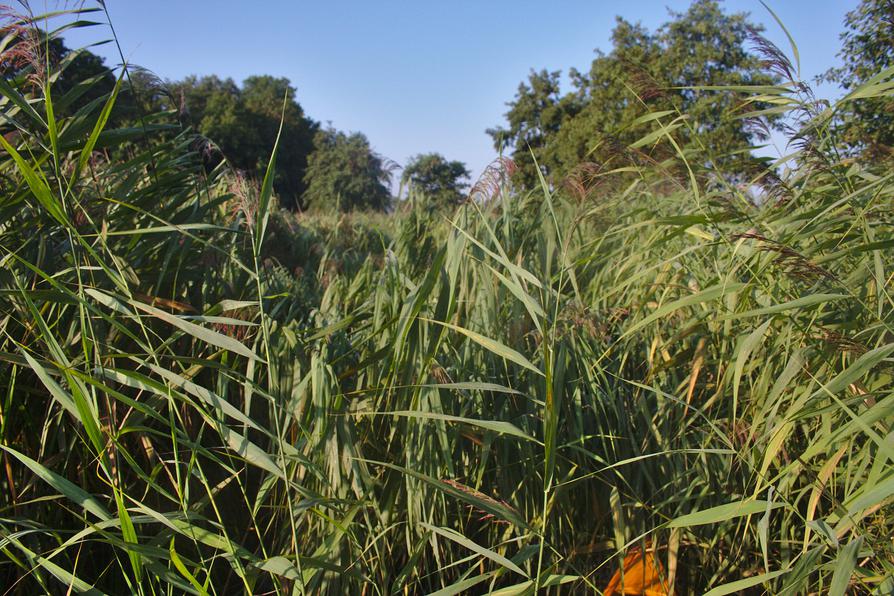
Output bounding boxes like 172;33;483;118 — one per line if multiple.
490;0;777;188
0;29;120;120
302;126;392;212
487;69;579;189
47;38;117;113
401;152;470;210
241;75;318;205
824;0;894;158
173;74;318;208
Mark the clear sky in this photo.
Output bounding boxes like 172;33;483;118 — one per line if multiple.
62;1;857;185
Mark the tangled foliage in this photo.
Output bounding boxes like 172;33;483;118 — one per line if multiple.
0;4;892;595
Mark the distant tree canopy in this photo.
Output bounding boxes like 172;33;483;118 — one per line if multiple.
172;75;318;209
488;0;778;189
47;38;119;114
18;0;891;213
302;127;392;212
824;0;894;159
401;153;470;209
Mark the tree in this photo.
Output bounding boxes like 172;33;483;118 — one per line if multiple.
656;0;776;170
172;75;318;209
486;69;581;189
302;127;392;212
490;0;777;188
176;76;259;164
824;0;894;158
241;76;318;204
546;18;662;180
401;153;470;209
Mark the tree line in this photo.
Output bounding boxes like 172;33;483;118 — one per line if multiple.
12;0;890;212
489;0;892;190
163;77;473;212
134;74;464;212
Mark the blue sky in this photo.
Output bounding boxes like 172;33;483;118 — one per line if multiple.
62;1;857;185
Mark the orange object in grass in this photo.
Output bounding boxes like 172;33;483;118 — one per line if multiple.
603;546;669;596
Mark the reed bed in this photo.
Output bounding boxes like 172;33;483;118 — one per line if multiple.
0;6;891;594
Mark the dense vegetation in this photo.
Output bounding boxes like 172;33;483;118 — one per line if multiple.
0;1;892;594
487;0;779;189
